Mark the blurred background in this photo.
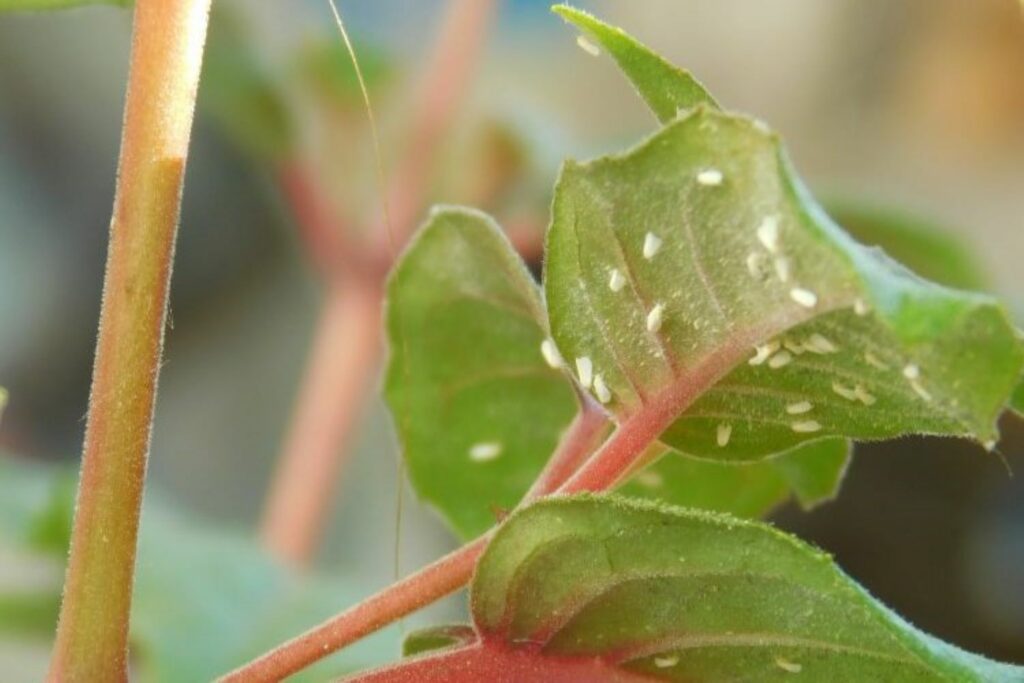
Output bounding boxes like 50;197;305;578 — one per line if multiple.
1;0;1022;679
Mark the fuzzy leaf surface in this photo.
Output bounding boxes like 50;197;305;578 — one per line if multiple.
351;496;1022;682
385;208;577;538
544;105;1020;461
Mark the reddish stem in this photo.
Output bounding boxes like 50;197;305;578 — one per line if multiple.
221;402;608;681
341;640;656;683
218;537;488;683
372;0;498;254
276;161;352;279
260;281;382;567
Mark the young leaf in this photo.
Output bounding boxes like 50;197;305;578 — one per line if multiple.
544;105;1022;462
385;207;578;538
351;496;1022;682
402;624;476;658
553;4;718;119
622;437;850;518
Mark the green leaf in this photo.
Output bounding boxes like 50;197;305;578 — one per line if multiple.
0;457;394;682
385;207;578;539
0;0;128;10
1011;374;1024;416
622;438;850;518
401;624;476;658
553;4;718;121
824;200;987;291
201;7;293;161
464;495;1022;682
544;105;1022;461
294;37;393;108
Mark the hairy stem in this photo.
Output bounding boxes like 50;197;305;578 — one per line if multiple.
219;537;488;683
46;1;211;680
220;404;608;681
260;281;383;567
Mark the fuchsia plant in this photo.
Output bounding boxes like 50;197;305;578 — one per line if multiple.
0;1;1021;681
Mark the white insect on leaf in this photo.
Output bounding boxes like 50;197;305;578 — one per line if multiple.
654;654;680;669
902;363;920;380
716;423;732;447
746;252;767;280
646;302;665;332
783;337;806;355
791;420;822;433
756;214;781;253
696;168;724;186
773;256;791;283
576;356;594;389
786;401;813;415
832;381;859;401
608;268;626;292
854;384;877;406
748;340;780;366
853;297;871;316
642;231;663;260
576;34;600;56
540;338;563;369
864;351;890;370
775;657;803;674
468;442;502;462
635;470;663;488
804;333;838;354
789;287;818;308
593;374;612;404
768;350;793;369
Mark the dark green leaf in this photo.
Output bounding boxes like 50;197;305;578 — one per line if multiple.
544;106;1021;461
824;200;987;291
622;438;850;518
385;207;578;539
553;5;718;121
401;624;476;658
466;495;1023;682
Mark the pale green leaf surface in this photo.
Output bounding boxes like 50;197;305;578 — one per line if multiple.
544;106;1021;461
622;437;850;518
553;5;718;120
471;495;1024;682
384;207;578;538
0;458;394;682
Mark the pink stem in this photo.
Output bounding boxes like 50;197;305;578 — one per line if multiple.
259;282;382;567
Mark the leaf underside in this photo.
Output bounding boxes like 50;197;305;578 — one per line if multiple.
352;496;1023;683
385;7;1022;539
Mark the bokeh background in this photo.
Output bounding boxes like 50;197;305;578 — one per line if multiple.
1;0;1022;679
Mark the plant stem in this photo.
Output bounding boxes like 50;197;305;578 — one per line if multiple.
372;0;498;253
219;536;488;683
46;1;211;681
260;281;382;566
220;403;608;682
258;0;498;568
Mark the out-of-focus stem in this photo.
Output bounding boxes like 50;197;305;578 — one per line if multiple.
373;0;499;253
46;1;211;681
260;281;382;567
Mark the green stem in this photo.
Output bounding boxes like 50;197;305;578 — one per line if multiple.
46;1;211;680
